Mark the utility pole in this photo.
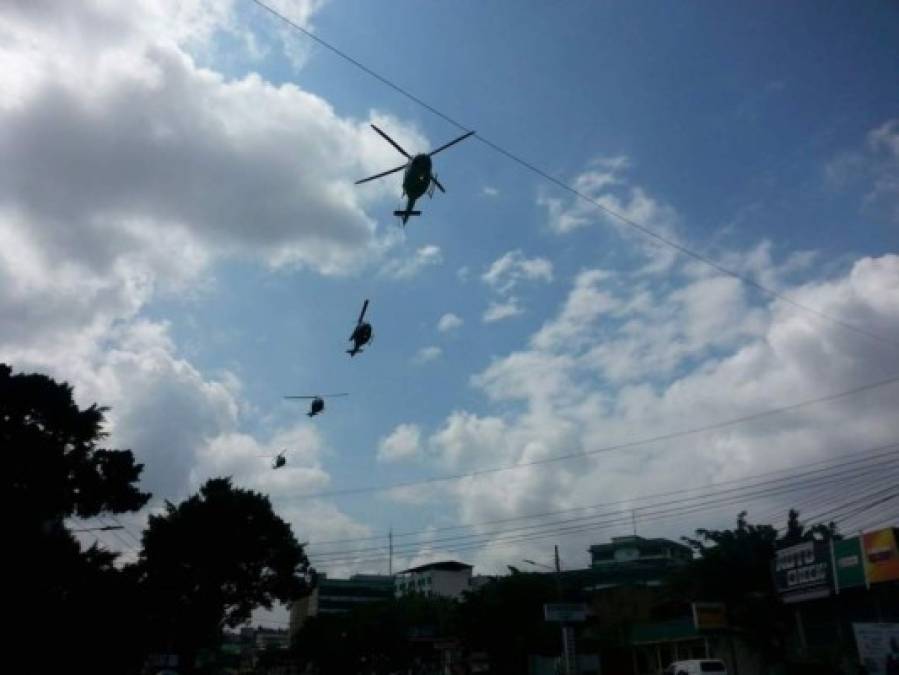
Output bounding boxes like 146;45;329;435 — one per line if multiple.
388;528;393;576
632;509;637;536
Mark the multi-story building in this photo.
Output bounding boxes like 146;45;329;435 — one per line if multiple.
589;535;692;570
289;573;394;640
394;560;474;599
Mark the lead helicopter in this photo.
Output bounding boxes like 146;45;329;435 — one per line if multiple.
347;299;372;357
355;124;475;225
284;393;348;417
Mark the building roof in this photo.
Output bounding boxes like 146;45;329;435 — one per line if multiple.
398;560;473;574
589;535;691;555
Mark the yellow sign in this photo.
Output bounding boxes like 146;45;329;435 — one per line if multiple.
863;528;899;584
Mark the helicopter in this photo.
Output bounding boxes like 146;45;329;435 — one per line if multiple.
284;393;348;417
259;449;288;470
355;124;475;225
348;299;372;357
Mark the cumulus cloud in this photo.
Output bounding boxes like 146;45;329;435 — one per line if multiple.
400;253;899;574
539;157;681;274
483;298;524;323
482;250;554;294
0;0;377;558
380;245;443;280
437;313;464;333
412;346;443;365
377;424;423;463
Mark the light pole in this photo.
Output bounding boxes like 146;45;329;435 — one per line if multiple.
523;548;576;675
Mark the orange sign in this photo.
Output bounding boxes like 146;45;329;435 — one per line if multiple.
862;528;899;584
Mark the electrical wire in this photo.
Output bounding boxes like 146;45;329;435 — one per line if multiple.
278;375;899;500
308;443;899;546
309;456;899;566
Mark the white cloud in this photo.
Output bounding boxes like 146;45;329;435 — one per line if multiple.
483;298;524;323
826;118;899;224
0;0;378;559
437;313;464;333
482;250;554;294
380;245;443;280
377;423;422;463
410;253;899;574
412;346;443;365
538;158;681;274
482;186;499;197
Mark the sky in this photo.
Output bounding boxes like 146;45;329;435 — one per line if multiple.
2;0;898;626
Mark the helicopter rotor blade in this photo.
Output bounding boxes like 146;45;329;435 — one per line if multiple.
284;396;317;400
320;393;349;398
358;299;369;324
428;130;475;157
370;124;412;158
431;176;446;193
355;164;407;185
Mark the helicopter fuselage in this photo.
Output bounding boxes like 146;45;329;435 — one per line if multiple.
403;154;433;201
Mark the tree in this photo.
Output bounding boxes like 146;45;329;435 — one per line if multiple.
2;363;151;674
136;477;310;661
672;510;842;667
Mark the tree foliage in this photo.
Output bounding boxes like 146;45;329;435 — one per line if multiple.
2;363;151;674
2;362;150;525
136;477;310;655
673;509;842;665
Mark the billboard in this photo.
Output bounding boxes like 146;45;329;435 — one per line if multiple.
863;528;899;585
853;623;899;675
833;536;867;591
773;540;832;603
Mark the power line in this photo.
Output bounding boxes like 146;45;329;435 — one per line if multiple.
309;452;899;565
248;0;899;349
308;443;899;545
280;375;899;500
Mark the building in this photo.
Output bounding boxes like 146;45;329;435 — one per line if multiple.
589;535;692;570
394;560;474;599
288;573;394;641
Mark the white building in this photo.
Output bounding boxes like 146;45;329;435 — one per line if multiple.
394;561;474;600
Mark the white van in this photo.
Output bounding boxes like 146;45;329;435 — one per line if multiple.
663;660;728;675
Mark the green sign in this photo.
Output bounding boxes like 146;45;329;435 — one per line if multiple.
834;537;866;591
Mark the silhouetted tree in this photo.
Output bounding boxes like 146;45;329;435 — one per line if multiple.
456;573;561;675
135;477;309;665
2;363;151;674
296;594;457;675
672;510;841;668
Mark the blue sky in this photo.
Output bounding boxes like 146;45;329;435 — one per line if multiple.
2;0;898;591
154;1;899;535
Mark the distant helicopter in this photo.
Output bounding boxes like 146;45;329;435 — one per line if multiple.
355;124;475;225
260;449;288;470
284;393;348;417
348;299;372;357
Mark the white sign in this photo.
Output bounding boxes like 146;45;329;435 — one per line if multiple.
853;623;899;675
544;603;587;623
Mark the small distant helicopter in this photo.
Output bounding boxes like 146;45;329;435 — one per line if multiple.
284;393;348;417
348;299;372;357
355;124;475;225
260;449;288;470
